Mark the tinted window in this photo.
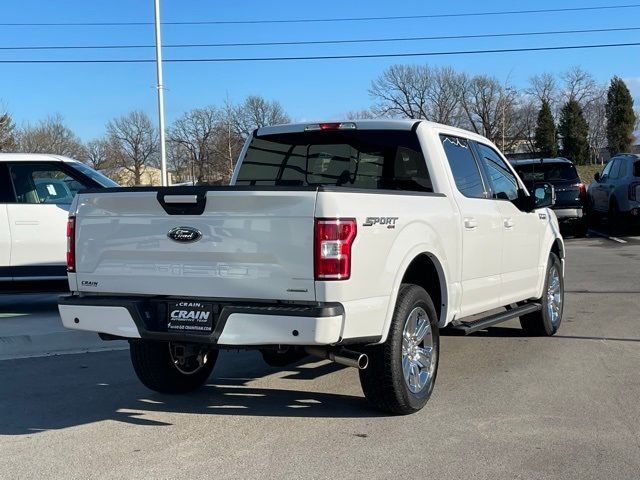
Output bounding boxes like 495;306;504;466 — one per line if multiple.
236;130;432;192
0;164;15;202
477;143;519;201
634;161;640;177
609;159;621;180
440;135;485;198
514;162;579;183
9;163;88;204
601;160;614;180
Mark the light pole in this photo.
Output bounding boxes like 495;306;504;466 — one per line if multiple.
153;0;168;186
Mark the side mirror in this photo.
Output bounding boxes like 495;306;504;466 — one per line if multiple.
594;172;601;182
532;182;555;209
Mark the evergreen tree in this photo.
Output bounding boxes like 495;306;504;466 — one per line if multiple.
605;76;636;155
534;100;558;157
558;100;589;164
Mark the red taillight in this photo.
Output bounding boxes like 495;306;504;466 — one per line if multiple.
66;216;76;272
314;218;357;280
630;182;640;201
573;183;587;202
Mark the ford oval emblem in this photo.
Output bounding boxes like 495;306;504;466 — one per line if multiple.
167;226;202;243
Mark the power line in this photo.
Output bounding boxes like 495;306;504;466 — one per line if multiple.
1;26;640;51
0;41;639;64
0;4;639;26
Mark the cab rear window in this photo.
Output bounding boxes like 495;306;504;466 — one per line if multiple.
235;130;432;192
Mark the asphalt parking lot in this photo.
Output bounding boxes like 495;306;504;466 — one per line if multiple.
1;233;639;479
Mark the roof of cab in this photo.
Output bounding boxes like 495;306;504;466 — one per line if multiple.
255;119;496;144
0;153;78;163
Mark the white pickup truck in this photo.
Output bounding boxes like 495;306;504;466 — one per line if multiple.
59;120;564;414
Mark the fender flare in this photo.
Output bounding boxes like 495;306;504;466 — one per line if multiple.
378;246;449;343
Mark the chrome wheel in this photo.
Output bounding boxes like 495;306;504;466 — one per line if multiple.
401;307;436;394
168;343;209;375
546;265;562;327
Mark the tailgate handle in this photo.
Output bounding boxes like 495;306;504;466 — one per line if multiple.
157;190;207;215
163;195;198;204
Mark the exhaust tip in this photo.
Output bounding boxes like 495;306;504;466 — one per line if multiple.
357;354;368;370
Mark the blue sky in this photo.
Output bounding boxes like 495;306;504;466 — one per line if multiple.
1;0;640;141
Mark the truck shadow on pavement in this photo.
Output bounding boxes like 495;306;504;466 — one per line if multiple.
0;350;384;436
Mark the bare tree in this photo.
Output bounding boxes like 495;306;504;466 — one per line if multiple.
370;65;432;119
168;107;221;184
232;96;290;137
561;66;598;105
460;74;523;150
527;73;558;105
106;111;158;185
17;113;85;158
516;98;540;154
344;109;377;120
584;87;608;164
426;66;465;125
212;102;244;183
84;138;115;172
369;65;464;123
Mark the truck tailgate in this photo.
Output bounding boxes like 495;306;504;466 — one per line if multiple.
73;189;317;301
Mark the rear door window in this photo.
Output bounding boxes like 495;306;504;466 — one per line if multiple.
440;135;486;198
236;130;432;192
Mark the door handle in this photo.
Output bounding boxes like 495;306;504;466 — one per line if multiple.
464;218;478;230
503;218;514;229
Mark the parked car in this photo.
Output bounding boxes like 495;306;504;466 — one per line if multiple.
0;154;118;285
588;154;640;227
59;120;564;415
511;157;588;236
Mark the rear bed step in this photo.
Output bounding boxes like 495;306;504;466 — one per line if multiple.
451;302;542;335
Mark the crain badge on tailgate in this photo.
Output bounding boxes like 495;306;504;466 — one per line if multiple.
167;226;202;243
363;217;399;229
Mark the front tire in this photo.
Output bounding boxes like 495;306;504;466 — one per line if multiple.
520;253;564;336
130;341;217;394
359;284;439;415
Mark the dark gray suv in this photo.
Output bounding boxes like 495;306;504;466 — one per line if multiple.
588;154;640;227
511;157;588;236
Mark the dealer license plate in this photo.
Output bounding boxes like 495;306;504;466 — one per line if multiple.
167;301;214;334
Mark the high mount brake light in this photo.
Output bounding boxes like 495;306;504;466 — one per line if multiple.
314;218;357;280
66;216;76;272
305;122;357;131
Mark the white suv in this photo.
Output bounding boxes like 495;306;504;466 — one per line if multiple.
0;154;117;285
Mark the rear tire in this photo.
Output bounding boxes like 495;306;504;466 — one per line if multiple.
359;284;439;415
130;341;217;394
520;253;564;336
